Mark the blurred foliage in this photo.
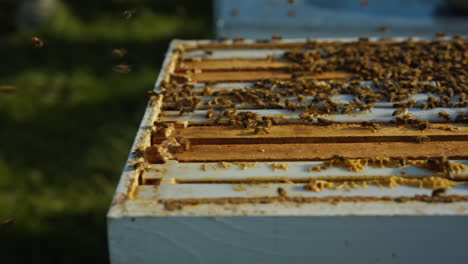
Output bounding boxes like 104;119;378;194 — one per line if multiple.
0;0;212;263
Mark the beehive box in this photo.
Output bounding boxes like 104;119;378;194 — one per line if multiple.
107;37;468;264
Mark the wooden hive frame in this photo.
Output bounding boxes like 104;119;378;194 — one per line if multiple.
108;38;468;264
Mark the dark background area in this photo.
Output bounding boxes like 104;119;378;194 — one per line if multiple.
0;0;212;263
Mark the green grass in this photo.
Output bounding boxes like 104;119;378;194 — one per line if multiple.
0;1;212;263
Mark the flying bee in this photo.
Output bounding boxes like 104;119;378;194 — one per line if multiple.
112;64;131;74
122;10;135;22
32;36;44;48
112;48;127;58
204;50;213;56
438;111;451;122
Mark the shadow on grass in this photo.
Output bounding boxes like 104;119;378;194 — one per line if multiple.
1;211;109;264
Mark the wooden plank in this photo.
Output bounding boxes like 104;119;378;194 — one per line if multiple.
188;38;418;50
160;107;467;124
173;71;352;83
136;184;468;200
142;160;468;182
172;141;468;162
182;48;286;60
162;93;462;110
152;124;468;145
177;59;295;71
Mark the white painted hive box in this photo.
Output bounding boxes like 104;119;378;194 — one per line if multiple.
108;38;468;264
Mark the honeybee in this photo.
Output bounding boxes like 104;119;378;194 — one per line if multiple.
206;108;216;119
133;147;145;157
112;64;131;74
406;99;416;108
182;138;191;151
359;104;373;112
233;36;245;43
415;136;430;144
272;34;282;41
32;36;44;48
147;90;160;97
360;121;379;132
112;48;127;58
277;187;287;197
218;36;228;42
287;0;296;4
284;99;298;111
392;107;408;116
341;103;356;114
204;50;213;55
317;117;335;126
414;119;430;131
438;111;451;122
254;126;270;135
122;10;135;22
432;188;446;197
256;99;266;108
